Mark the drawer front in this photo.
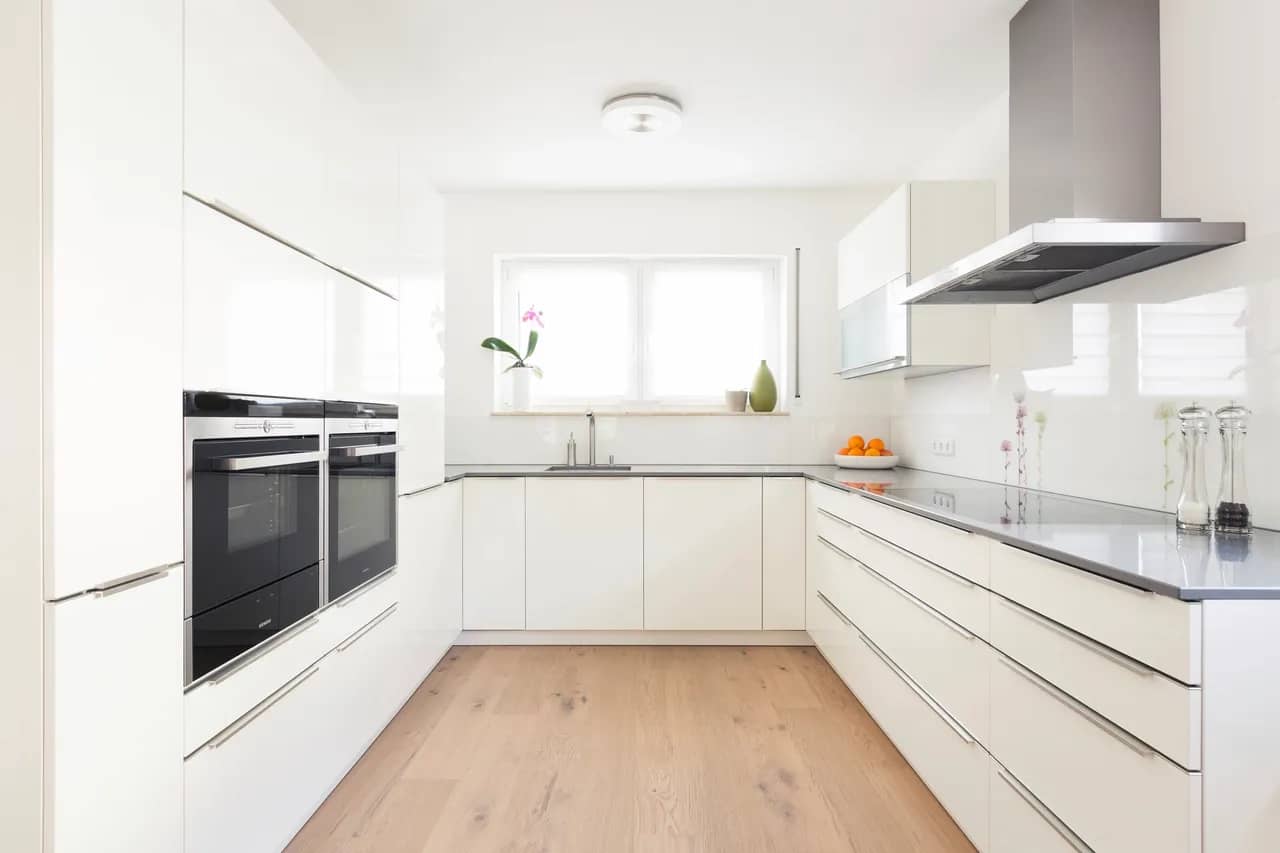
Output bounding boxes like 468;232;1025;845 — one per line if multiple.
811;533;862;626
991;649;1202;853
990;543;1201;684
818;507;989;639
989;761;1090;853
844;494;988;586
850;623;990;850
822;535;989;745
992;594;1201;770
809;586;862;692
185;569;399;754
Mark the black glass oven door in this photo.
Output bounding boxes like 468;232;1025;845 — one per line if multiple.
328;432;398;600
190;435;322;616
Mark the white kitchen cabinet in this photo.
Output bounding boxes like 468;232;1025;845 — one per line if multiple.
46;567;182;853
463;478;526;629
43;0;182;599
184;0;331;258
989;761;1088;853
326;107;400;296
837;185;909;307
398;483;463;693
525;478;644;630
763;477;806;629
183;197;327;399
326;274;400;404
396;178;446;494
643;478;763;630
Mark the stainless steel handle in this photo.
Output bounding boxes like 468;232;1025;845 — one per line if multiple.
337;604;397;652
210;450;324;472
858;632;976;745
997;654;1156;758
997;596;1155;677
203;616;321;687
854;525;975;589
815;591;853;627
855;560;975;641
89;565;174;598
202;194;318;259
816;507;853;527
331;443;404;459
206;665;320;750
334;568;397;607
816;535;854;561
996;768;1093;852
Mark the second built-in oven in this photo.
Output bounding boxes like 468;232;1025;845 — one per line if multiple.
325;401;400;602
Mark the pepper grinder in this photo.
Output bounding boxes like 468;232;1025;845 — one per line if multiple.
1214;402;1252;535
1175;403;1212;533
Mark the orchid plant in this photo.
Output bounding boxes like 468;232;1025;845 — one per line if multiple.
481;306;544;377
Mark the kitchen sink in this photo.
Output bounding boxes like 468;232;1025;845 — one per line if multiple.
544;464;632;472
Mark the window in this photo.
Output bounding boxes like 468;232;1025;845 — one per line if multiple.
1137;288;1247;397
497;256;785;409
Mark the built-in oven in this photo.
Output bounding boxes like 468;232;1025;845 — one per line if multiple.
183;391;325;685
325;401;400;602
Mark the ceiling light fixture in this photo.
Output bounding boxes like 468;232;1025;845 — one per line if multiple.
601;93;683;137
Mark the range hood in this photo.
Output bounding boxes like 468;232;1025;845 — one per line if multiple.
903;0;1244;305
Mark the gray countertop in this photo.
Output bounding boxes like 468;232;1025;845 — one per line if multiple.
443;464;1280;601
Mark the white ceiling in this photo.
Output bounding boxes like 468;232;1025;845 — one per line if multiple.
282;0;1022;191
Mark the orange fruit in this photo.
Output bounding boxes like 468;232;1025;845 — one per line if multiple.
847;447;866;456
879;448;892;456
867;438;885;451
864;448;881;457
847;434;865;449
836;447;850;456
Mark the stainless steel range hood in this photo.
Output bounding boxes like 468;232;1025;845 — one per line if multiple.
903;0;1244;306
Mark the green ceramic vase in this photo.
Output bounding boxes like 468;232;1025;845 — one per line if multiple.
748;360;777;412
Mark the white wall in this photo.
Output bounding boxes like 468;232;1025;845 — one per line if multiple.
893;0;1280;526
444;189;895;464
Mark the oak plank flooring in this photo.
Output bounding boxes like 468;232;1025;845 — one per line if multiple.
286;646;975;853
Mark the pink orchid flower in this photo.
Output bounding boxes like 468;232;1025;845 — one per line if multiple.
521;306;544;328
1000;439;1013;452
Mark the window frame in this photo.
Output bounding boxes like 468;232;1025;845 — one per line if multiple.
496;254;787;411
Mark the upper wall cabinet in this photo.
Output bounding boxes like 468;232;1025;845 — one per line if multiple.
327;275;400;404
184;198;327;399
837;182;996;379
44;0;183;598
184;0;399;295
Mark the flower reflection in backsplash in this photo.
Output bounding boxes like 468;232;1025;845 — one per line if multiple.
1154;401;1178;509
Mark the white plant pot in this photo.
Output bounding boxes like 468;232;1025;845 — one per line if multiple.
509;366;532;410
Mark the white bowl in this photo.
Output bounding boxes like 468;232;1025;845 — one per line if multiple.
834;452;898;469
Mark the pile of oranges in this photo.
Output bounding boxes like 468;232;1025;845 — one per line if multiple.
837;435;892;457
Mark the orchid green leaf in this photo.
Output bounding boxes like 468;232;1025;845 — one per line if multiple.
525;329;539;360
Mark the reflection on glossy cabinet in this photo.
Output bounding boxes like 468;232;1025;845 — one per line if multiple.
398;483;462;690
643;478;763;630
526;478;644;630
46;568;182;853
763;477;806;629
326;275;400;404
183;198;327;399
462;478;526;629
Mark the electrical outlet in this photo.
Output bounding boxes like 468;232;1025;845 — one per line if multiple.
930;438;956;457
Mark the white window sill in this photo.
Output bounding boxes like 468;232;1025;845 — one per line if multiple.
490;408;789;417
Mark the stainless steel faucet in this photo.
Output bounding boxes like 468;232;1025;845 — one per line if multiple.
586;410;596;466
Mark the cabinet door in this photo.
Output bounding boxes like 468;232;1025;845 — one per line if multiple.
526;478;644;630
398;483;462;691
763;477;806;629
47;567;182;853
837;186;909;307
44;0;182;598
184;0;330;257
325;104;400;296
462;478;525;629
396;181;446;494
183;198;326;399
326;274;400;404
643;478;763;630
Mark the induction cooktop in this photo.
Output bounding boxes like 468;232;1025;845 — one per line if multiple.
863;485;1170;528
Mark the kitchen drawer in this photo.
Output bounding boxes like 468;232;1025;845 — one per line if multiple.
990;543;1201;684
992;593;1201;769
846;496;989;586
989;760;1090;853
817;506;989;639
990;649;1202;853
829;538;989;745
185;568;400;754
808;586;862;693
811;534;862;627
850;621;990;850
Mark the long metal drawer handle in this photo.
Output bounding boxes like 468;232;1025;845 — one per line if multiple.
855;560;975;641
331;443;404;458
206;664;320;750
998;596;1155;678
334;567;397;607
210;450;325;472
816;507;854;527
89;565;174;598
997;654;1156;758
816;535;855;561
854;525;976;589
815;590;853;627
203;616;322;687
337;604;397;652
858;632;976;745
996;768;1093;853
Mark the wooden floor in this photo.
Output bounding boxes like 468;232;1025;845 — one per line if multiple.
286;645;974;853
